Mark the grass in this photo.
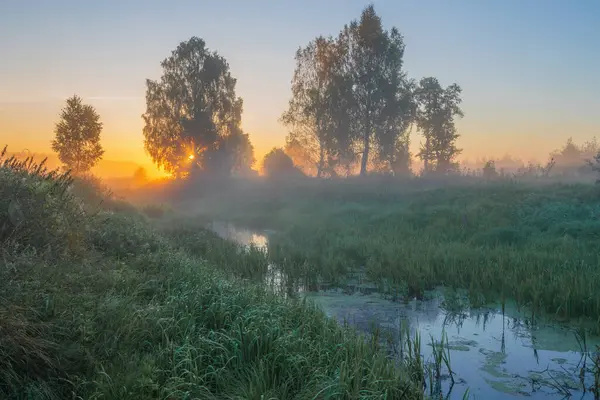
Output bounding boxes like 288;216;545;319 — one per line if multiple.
168;176;600;330
0;149;425;399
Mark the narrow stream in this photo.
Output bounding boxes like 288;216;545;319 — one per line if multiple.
208;221;600;399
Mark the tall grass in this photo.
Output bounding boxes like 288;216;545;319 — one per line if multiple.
0;148;423;399
175;177;600;327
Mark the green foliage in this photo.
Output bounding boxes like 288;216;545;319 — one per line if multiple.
262;147;303;179
345;6;412;176
141;203;166;219
587;151;600;183
70;173;138;215
415;77;464;174
482;160;498;179
281;5;465;177
0;146;86;260
551;137;600;178
51;95;104;175
192;179;600;324
0;158;421;399
142;36;254;178
282;5;423;177
281;35;341;177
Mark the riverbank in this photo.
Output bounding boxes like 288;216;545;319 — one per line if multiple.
209;221;600;399
173;179;600;326
0;159;424;399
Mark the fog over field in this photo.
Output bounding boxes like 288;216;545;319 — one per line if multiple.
2;2;600;399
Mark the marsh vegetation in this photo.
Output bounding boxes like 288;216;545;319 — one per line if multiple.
165;176;600;399
3;2;600;399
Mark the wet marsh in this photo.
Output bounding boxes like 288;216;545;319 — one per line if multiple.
211;221;600;399
191;180;600;398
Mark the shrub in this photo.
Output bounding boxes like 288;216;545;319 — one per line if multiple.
141;203;166;219
0;147;87;259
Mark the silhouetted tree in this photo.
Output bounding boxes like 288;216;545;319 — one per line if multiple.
282;4;464;178
482;160;498;179
142;37;251;178
262;148;303;178
339;5;411;176
549;137;600;178
415;77;464;174
282;36;337;177
284;136;319;176
343;5;404;175
133;167;148;184
51;95;104;175
217;130;256;176
374;61;416;176
587;151;600;183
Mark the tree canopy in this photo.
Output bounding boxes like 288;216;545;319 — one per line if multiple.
281;4;463;177
262;148;303;178
51;95;104;175
415;77;464;174
142;37;254;178
141;6;465;180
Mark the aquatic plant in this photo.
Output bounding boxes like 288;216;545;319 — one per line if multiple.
427;331;454;397
193;179;600;328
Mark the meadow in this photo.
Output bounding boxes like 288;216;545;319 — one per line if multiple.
0;151;429;399
168;176;600;331
4;147;600;399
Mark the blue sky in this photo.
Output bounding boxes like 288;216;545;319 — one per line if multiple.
1;0;599;170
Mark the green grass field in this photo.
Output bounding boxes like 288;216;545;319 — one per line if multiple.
0;155;426;399
175;177;600;330
4;149;600;399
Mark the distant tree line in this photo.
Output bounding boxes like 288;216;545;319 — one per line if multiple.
463;137;600;180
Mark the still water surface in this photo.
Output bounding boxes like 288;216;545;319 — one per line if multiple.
209;221;600;399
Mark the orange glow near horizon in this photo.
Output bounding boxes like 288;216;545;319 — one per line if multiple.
2;117;598;181
1;0;600;183
0;96;597;180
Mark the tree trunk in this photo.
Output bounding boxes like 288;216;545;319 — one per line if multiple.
317;142;324;178
360;132;370;176
360;116;371;177
423;137;429;173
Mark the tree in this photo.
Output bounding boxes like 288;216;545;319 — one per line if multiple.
284;136;319;176
142;36;251;178
262;147;303;178
216;130;256;176
415;77;464;174
374;41;416;176
51;95;104;175
133;167;148;184
342;5;410;176
282;36;344;177
482;160;498;179
586;151;600;183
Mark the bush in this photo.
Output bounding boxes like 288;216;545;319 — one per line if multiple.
141;203;166;219
70;173;138;215
0;147;88;259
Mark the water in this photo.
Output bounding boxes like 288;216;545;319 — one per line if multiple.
209;222;600;399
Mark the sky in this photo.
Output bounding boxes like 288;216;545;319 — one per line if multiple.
1;0;599;176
